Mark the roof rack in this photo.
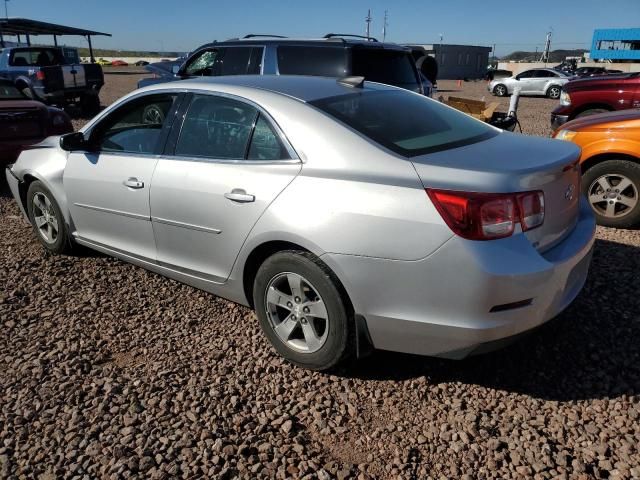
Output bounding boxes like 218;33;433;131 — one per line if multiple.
324;33;379;43
243;34;288;39
337;76;365;88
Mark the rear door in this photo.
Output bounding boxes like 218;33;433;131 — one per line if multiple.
149;93;301;282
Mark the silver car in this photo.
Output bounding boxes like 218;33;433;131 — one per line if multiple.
6;75;595;370
488;68;572;99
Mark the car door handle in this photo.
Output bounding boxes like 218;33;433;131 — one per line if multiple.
224;189;255;203
123;177;144;189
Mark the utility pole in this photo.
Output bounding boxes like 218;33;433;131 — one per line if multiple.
439;33;444;65
492;43;496;64
4;0;9;19
365;9;372;40
382;10;388;42
541;29;552;65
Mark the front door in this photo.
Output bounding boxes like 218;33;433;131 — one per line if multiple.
150;93;301;282
64;92;179;260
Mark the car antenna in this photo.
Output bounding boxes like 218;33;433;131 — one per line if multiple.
337;76;365;88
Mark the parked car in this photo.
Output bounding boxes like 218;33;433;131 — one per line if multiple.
488;68;572;99
551;73;640;129
139;34;432;96
134;60;150;66
553;109;640;227
0;46;103;115
0;77;73;165
95;58;111;66
110;60;129;67
573;66;617;77
5;76;595;370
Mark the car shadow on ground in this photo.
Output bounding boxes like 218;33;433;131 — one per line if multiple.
343;238;639;402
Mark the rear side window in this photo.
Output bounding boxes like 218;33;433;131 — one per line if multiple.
9;48;64;67
311;90;497;157
248;115;290;160
351;49;420;91
277;46;347;77
176;94;258;159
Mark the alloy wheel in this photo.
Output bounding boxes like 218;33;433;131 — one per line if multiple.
588;174;638;219
495;85;506;96
549;87;561;99
264;272;329;354
32;192;59;244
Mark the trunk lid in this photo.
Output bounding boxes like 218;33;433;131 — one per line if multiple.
411;131;582;251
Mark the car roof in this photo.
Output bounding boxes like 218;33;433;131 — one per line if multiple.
143;75;395;103
192;36;409;52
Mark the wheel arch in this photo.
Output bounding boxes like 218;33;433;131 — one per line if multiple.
581;152;640;174
570;103;614;120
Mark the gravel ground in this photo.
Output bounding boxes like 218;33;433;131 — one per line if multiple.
1;73;639;479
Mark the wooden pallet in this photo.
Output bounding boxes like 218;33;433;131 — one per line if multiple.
440;96;500;122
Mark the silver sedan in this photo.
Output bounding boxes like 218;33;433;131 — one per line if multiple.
488;68;572;99
6;75;595;370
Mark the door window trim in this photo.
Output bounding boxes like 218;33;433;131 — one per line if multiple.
181;45;266;77
163;90;300;164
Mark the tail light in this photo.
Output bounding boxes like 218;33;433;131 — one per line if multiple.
36;70;46;81
426;189;545;240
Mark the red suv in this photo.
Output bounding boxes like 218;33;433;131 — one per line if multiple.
551;73;640;129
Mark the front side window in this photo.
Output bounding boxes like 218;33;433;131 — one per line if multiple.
184;47;261;76
176;95;257;159
351;48;420;91
91;94;177;154
311;90;496;157
277;46;347;77
534;70;556;78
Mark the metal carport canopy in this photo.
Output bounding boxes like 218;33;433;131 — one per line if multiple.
0;18;111;62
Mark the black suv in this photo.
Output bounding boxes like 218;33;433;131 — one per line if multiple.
139;34;429;95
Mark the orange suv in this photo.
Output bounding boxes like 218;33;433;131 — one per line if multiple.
553;109;640;228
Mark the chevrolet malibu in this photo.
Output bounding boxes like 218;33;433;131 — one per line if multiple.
5;76;595;370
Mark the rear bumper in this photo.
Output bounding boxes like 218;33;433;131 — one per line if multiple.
322;198;596;359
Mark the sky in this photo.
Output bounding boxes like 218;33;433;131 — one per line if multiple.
3;0;640;57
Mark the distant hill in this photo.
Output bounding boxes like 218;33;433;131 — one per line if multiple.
501;49;588;63
75;47;185;58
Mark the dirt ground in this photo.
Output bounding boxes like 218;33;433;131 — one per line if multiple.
1;71;639;479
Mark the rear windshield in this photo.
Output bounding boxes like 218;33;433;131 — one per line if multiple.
0;81;25;100
311;90;497;157
351;48;420;91
9;48;65;67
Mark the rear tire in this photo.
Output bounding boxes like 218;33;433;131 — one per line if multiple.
253;250;353;371
582;160;640;228
493;84;508;97
26;181;74;254
546;85;561;99
575;108;610;119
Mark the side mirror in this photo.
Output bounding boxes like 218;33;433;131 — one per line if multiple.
60;132;88;151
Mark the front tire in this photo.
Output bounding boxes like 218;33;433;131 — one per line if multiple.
547;85;561;99
26;181;73;254
253;251;353;371
582;160;640;228
493;84;508;97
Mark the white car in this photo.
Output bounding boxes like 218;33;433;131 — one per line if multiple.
489;68;572;99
